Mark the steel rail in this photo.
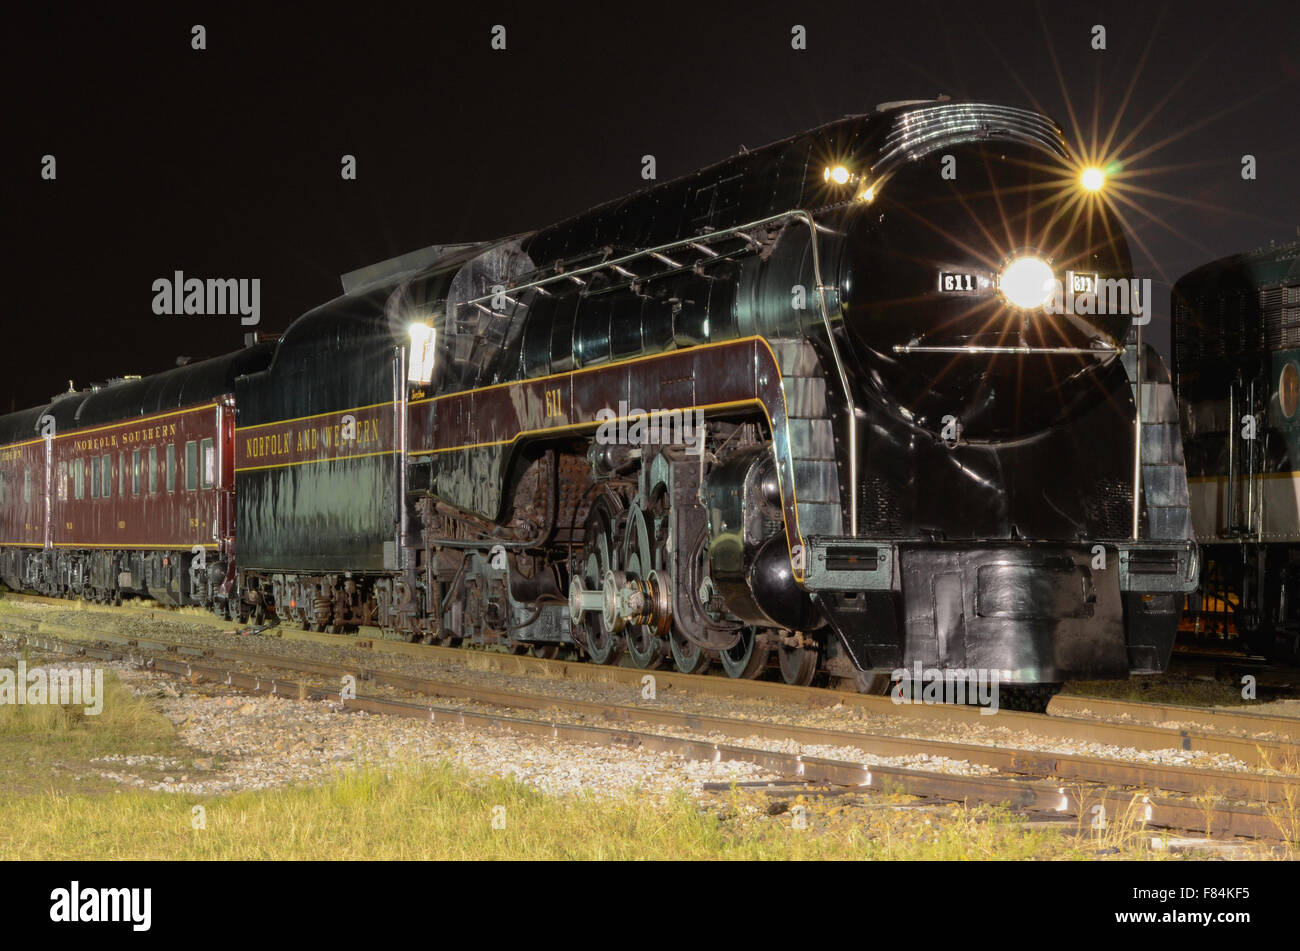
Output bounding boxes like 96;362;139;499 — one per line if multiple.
1050;694;1300;742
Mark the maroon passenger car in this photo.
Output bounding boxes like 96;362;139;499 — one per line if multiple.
0;347;272;606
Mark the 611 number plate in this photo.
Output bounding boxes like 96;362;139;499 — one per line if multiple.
939;271;979;293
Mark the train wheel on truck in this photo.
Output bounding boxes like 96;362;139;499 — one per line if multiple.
719;626;771;679
621;502;668;670
579;498;624;666
777;641;818;686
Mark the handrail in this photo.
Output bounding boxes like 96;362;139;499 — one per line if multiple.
893;344;1119;355
1131;326;1143;540
456;209;861;537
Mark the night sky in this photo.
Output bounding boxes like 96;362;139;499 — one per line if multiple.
7;0;1298;412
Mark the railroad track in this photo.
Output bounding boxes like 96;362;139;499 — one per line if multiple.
6;592;1300;762
1051;694;1300;742
7;622;1300;843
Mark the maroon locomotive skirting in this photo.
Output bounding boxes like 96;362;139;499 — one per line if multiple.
407;335;813;574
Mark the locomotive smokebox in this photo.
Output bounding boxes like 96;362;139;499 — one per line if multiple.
837;139;1133;442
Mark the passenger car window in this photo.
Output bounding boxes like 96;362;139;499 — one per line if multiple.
200;438;215;489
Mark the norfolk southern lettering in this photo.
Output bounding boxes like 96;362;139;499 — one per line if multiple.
49;881;151;931
152;271;260;325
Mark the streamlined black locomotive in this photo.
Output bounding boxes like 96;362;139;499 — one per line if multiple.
2;99;1200;701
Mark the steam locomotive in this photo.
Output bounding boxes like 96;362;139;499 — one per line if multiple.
1175;241;1300;661
0;99;1199;701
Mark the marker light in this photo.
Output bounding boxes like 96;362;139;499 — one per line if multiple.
999;256;1055;309
1080;166;1105;192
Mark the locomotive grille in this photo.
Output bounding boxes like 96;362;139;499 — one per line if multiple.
859;476;903;535
1085;478;1134;538
1283;306;1300;350
875;103;1067;171
1261;286;1296;349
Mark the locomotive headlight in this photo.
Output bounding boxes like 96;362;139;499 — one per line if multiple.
998;256;1055;310
825;165;851;185
1080;166;1105;192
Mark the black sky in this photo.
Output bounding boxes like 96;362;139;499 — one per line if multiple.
6;0;1299;411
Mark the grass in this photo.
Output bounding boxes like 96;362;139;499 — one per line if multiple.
0;648;1170;859
0;762;1164;860
0;666;170;741
1061;676;1253;707
0;591;221;627
0;654;186;798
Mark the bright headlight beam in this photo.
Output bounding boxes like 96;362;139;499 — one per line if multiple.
825;165;850;185
1081;166;1105;192
407;322;437;384
999;256;1055;309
